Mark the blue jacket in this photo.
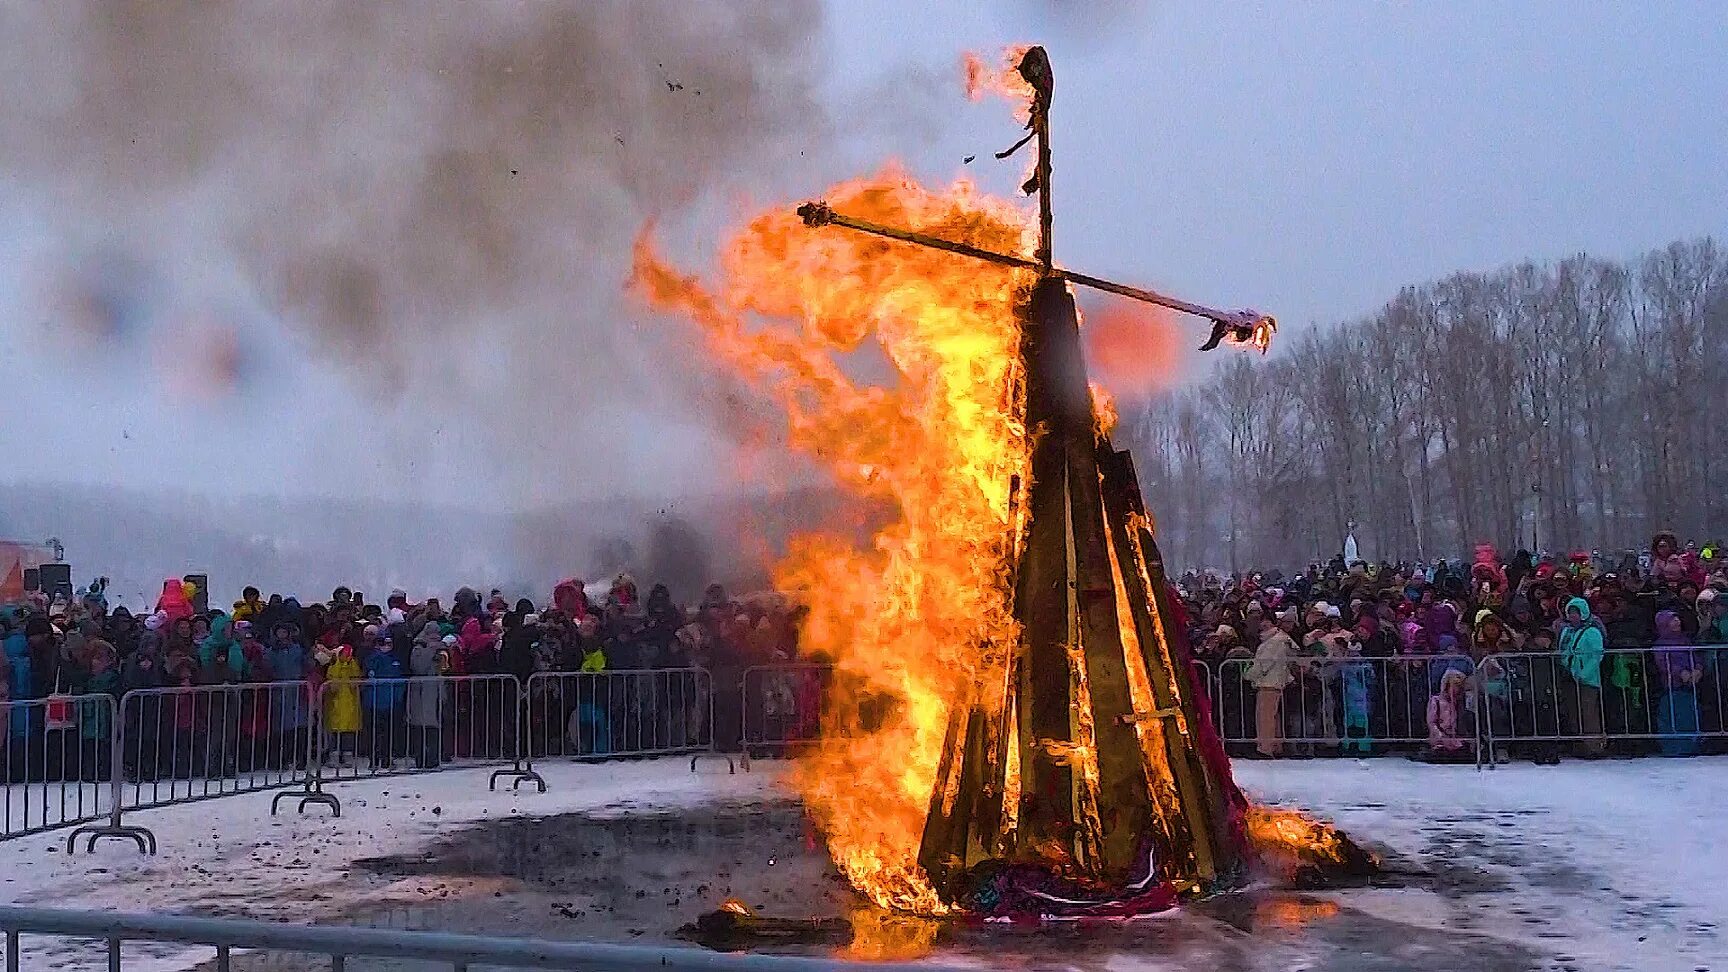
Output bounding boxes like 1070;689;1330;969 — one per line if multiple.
362;651;406;710
4;630;32;740
1557;597;1606;689
267;642;310;728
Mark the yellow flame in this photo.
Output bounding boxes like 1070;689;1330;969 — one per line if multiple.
632;166;1035;913
842;907;941;961
1089;382;1119;438
1245;806;1363;868
962;45;1035;110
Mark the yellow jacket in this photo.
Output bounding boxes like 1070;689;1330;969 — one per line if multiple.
323;654;364;733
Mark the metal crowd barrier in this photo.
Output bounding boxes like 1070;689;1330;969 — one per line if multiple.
297;674;545;817
117;682;317;817
1479;645;1726;761
0;694;121;845
1188;659;1215;730
3;665;744;854
740;664;831;768
522;668;730;773
0;904;960;972
1215;654;1480;759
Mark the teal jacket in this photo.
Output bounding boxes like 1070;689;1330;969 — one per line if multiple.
199;614;245;676
1557;597;1605;689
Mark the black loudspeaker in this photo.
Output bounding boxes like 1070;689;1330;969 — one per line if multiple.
22;568;40;593
36;563;73;601
183;574;210;615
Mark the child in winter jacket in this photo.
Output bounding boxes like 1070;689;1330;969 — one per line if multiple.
1653;609;1705;756
362;637;406;770
322;646;363;766
1425;669;1475;761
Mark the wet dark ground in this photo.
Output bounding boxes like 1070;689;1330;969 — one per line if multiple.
173;799;1560;972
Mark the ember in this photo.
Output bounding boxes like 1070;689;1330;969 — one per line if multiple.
1245;807;1379;877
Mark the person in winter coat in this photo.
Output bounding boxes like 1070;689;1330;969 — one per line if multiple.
455;616;497;674
1337;627;1376;754
553;579;591;624
1244;613;1296;757
579;639;607;673
499;600;538;685
1424;668;1475;761
1652;531;1692;587
156;578;194;623
3;614;32;745
643;584;684;664
159;644;200;778
1652;609;1706;756
1469;609;1521;745
407;622;444;769
199;614;245;682
232;586;266;624
322;645;363;766
163;617;197;666
1557;597;1607;755
76;638;120;781
266;624;310;769
362;634;406;770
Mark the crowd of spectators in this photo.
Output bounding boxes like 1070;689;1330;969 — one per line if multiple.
1;576;805;781
6;530;1723;786
1180;531;1726;763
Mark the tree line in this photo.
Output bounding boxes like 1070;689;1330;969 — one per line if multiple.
1122;237;1727;573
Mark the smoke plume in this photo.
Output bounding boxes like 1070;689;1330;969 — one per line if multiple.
0;1;828;492
0;1;859;595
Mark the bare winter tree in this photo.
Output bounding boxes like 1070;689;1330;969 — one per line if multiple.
1119;236;1727;572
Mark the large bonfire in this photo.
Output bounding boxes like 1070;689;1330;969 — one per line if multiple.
633;48;1366;919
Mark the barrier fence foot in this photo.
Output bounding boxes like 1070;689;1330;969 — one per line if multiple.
690;752;735;775
65;824;157;856
270;788;340;817
489;768;547;793
293;792;342;817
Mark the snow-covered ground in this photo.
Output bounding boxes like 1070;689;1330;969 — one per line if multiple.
1;756;1724;971
1236;757;1727;972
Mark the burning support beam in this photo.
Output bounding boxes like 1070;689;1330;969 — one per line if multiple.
917;278;1247;902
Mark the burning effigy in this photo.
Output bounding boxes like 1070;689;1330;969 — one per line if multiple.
634;45;1367;930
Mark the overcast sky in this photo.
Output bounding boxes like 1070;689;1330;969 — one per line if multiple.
829;1;1728;328
2;2;1724;509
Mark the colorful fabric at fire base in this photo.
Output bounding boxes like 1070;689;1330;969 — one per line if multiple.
950;858;1178;921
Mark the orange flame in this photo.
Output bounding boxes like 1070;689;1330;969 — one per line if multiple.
1089;381;1119;438
631;166;1036;914
842;907;941;961
1223;316;1276;354
962;45;1035;118
1082;302;1187;395
1244;806;1365;869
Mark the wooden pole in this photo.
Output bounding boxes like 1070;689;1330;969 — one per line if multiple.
794;203;1273;337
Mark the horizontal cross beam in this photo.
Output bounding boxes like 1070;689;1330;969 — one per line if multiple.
796;202;1275;351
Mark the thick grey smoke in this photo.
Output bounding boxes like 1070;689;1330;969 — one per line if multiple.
0;1;853;599
1;0;821;385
